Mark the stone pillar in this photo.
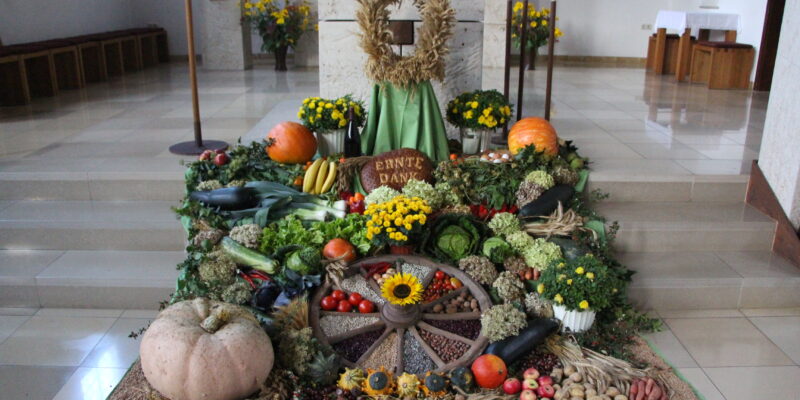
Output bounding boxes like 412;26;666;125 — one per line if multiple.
758;0;800;229
482;0;508;89
201;0;253;70
317;0;484;138
293;0;319;67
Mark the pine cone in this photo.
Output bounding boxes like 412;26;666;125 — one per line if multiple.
516;181;545;208
503;256;528;273
553;166;580;186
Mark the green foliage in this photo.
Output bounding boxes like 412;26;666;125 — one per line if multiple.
310;213;373;255
242;0;312;52
260;215;326;255
446;90;513;130
538;255;623;312
482;237;514;264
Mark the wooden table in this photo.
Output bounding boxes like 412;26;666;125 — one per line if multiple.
652;11;740;81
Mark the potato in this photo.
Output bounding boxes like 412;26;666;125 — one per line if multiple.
614;396;628;400
586;388;598;397
564;365;577;375
570;372;583;383
587;396;603;400
554;390;565;400
605;388;621;397
583;383;594;391
570;387;585;398
551;368;564;381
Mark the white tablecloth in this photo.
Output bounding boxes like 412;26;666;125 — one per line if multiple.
654;10;740;37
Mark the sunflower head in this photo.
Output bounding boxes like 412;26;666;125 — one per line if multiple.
381;272;423;305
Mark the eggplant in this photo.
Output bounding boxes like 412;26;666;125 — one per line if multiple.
189;187;258;210
484;318;559;365
518;185;575;220
252;280;282;312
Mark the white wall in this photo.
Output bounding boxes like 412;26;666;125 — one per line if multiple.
0;0;134;45
130;0;205;57
758;0;800;229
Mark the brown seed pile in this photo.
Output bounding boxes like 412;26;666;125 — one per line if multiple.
419;329;469;363
362;332;398;370
430;292;479;314
516;350;562;376
402;331;436;375
423;319;482;340
332;329;383;362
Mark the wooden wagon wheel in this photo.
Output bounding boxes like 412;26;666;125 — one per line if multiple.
310;255;492;375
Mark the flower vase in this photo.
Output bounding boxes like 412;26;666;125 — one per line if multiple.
273;45;288;71
389;245;414;255
553;304;596;333
316;129;345;156
460;128;494;154
527;46;538;70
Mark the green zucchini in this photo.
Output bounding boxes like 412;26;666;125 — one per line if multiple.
518;185;575;220
221;237;280;274
484;318;559;364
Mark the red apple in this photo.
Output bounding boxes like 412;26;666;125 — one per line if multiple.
198;150;214;161
536;385;555;399
537;375;554;387
523;368;540;381
519;389;538;400
503;378;522;395
213;152;230;166
522;378;539;391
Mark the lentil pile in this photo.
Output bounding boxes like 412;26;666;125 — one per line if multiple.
362;332;398;370
402;331;436;374
320;314;379;337
429;291;479;314
423;319;482;340
419;329;469;363
340;275;384;304
332;329;384;362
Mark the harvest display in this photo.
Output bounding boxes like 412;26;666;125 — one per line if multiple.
120;1;697;399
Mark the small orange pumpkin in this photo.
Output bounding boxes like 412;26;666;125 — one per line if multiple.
471;354;507;389
265;122;317;164
508;117;559;156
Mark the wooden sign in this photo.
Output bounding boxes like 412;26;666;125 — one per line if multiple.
360;148;434;192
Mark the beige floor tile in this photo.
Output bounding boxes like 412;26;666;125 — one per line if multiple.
676;368;725;400
749;316;800;364
0;307;39;316
34;308;123;318
741;308;800;317
52;367;127;400
576;142;643;159
120;309;160;318
82;318;150;368
622;252;742;282
0;365;76;400
642;329;698;368
666;318;794;367
704;366;800;400
675;159;751;175
716;251;800;279
0;250;64;280
0;316;29;344
0;316;116;366
627;142;708;160
657;309;744;318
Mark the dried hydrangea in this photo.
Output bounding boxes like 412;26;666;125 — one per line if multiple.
434;182;462;207
196;179;223;191
552;165;579;186
524;292;554;318
365;186;401;206
487;212;521;237
230;224;262;249
506;231;535;252
520;238;563;271
402;179;444;210
278;327;316;376
221;281;253;305
503;256;528;273
457;255;498;285
192;229;224;247
198;251;236;286
492;271;526;303
524;170;555;189
480;303;528;342
226;180;246;188
516;181;546;208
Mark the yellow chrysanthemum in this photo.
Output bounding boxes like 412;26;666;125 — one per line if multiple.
567;279;573;285
575;266;585;275
537;283;544;294
381;273;423;305
586;272;595;280
554;293;564;304
579;300;589;310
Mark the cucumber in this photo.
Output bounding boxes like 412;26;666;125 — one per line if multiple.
518;185;575;220
189;187;258;210
484;318;559;365
221;237;280;274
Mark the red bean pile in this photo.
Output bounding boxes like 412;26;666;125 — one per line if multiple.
423;319;482;340
516;350;562;375
331;329;383;362
419;329;469;363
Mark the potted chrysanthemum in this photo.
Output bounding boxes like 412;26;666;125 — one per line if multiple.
363;195;432;254
511;2;564;70
242;0;312;71
446;90;513;154
297;95;365;156
536;255;621;332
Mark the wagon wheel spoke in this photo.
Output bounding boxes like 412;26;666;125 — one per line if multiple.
416;320;476;346
421;311;481;320
409;326;445;369
320;311;380;318
395;328;405;374
420;286;468;308
355;327;393;365
327;321;385;345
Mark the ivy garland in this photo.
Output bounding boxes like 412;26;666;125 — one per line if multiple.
356;0;455;88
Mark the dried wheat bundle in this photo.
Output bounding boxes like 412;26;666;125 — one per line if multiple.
523;203;597;241
336;156;373;193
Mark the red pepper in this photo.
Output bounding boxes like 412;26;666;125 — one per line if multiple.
238;270;258;289
248;270;271;282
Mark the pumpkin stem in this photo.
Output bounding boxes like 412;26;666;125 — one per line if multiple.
201;306;232;333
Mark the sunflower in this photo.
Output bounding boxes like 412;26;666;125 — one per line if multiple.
381;272;423;305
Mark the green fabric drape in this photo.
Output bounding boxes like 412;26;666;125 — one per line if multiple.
361;81;450;162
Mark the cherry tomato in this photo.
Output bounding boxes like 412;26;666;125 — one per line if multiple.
337;300;353;312
449;153;458;161
331;290;346;301
435;271;446;280
348;292;363;306
353;192;365;202
358;299;375;313
293;176;304;186
445;283;454;290
320;296;338;311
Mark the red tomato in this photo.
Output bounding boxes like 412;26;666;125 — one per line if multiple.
358;299;375;313
320;296;338;311
435;271;445;280
348;292;363;306
337;300;353;312
331;290;346;301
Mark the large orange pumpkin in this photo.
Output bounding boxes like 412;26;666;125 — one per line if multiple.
471;354;508;389
265;121;317;164
508;117;559;156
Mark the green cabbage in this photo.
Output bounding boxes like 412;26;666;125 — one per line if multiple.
422;214;486;263
285;247;322;275
482;237;513;264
